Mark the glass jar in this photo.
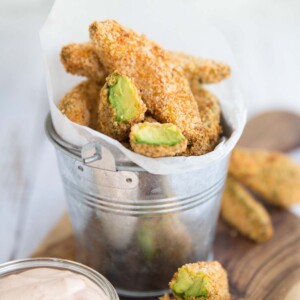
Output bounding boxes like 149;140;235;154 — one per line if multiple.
0;257;119;300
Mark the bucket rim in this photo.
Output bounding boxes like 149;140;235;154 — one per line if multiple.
45;108;245;173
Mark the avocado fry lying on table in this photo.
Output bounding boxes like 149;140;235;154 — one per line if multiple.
221;175;273;243
130;122;187;157
229;147;300;207
169;261;230;300
98;72;146;141
60;42;231;85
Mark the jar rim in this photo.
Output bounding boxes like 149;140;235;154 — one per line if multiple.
0;257;119;300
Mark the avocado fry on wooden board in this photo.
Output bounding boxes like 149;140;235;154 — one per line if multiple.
169;261;230;300
221;175;273;243
229;147;300;207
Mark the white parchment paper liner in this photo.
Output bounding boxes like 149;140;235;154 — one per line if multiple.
40;0;246;175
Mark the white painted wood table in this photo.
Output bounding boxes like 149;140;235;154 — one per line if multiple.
1;0;300;264
0;0;66;263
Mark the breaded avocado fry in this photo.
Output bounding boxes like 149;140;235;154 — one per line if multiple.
60;43;230;85
184;85;222;155
229;148;300;207
168;52;231;84
169;261;230;300
60;43;107;83
58;80;102;129
195;87;221;128
221;176;273;243
89;20;208;155
98;73;146;141
130;122;187;157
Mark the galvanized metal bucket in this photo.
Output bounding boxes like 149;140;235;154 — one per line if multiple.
46;114;231;298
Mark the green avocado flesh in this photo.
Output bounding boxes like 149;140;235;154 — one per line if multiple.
108;76;140;122
134;124;185;146
137;226;155;261
172;269;209;298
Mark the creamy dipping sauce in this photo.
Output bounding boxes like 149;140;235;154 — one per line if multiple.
0;267;109;300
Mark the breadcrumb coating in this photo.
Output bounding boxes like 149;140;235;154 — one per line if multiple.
60;43;230;85
58;80;102;129
60;43;107;83
221;176;273;243
229;148;300;207
168;52;231;84
170;261;230;300
98;73;146;141
130;122;187;157
89;20;207;154
59;21;230;156
183;85;222;155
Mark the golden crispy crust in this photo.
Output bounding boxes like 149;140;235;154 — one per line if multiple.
98;74;146;141
221;176;273;243
89;20;208;154
58;80;102;128
60;43;107;83
168;52;231;84
196;87;222;150
60;43;230;85
183;86;222;155
132;142;187;157
195;87;221;127
229;148;300;207
130;122;187;157
170;261;230;300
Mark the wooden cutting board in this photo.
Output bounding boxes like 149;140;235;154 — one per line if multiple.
32;111;300;300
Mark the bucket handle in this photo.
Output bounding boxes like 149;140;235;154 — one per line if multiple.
81;143;117;171
79;142;139;189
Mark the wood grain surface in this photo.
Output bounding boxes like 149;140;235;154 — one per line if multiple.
238;110;300;152
32;111;300;300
